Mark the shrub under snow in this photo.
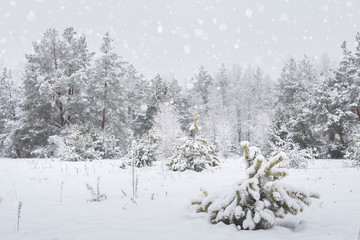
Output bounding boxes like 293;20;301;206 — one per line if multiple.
270;136;315;169
191;141;319;230
48;125;122;161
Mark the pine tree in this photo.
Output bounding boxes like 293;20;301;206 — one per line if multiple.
312;42;356;158
166;77;192;132
88;32;129;149
270;57;320;158
139;74;171;136
192;141;319;230
123;64;149;139
12;28;93;157
0;68;17;156
188;65;213;116
345;132;360;167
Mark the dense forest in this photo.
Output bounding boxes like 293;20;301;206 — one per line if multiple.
0;27;359;165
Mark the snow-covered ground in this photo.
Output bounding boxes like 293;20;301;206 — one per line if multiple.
0;158;359;240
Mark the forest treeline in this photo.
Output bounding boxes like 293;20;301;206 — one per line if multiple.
0;27;359;162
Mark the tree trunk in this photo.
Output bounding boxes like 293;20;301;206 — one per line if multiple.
52;40;58;70
102;81;107;130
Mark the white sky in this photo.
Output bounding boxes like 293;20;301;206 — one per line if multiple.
0;0;359;82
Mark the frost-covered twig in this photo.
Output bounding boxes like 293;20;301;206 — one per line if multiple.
17;201;22;232
86;177;107;202
60;181;64;203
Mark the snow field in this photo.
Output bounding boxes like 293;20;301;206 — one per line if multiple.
0;158;359;240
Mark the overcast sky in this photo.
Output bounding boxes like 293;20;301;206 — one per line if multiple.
0;0;359;82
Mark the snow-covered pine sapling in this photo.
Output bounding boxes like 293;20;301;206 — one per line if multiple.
17;201;22;232
168;113;219;172
86;177;107;202
191;141;319;230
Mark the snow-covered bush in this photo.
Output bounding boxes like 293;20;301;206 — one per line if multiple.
167;113;219;172
90;128;122;159
191;141;319;230
270;136;315;169
49;125;101;161
49;125;122;161
345;133;360;167
125;129;159;167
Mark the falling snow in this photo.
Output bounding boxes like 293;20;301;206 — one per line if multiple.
0;0;359;81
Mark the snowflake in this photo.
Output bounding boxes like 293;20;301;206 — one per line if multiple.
245;9;253;18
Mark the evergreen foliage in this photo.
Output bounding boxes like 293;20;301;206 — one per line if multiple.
168;114;219;172
0;68;18;157
48;125;101;161
2;27;360;161
87;32;129;148
125;129;159;167
12;28;93;157
191;141;319;230
345;133;360;167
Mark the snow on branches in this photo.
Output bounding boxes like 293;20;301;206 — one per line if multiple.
168;113;219;172
125;129;159;167
191;141;319;230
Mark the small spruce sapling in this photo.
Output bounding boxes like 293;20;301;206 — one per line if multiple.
191;141;319;230
168;113;219;172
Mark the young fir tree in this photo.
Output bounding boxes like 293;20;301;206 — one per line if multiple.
125;129;159;167
191;141;319;230
167;113;219;172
